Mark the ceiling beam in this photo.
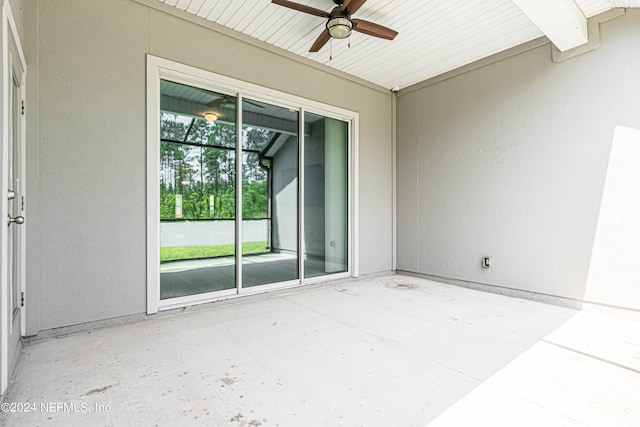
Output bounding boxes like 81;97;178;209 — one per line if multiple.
512;0;588;52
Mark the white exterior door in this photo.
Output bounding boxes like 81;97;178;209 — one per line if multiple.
1;2;26;395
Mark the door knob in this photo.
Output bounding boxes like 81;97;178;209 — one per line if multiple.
8;215;24;226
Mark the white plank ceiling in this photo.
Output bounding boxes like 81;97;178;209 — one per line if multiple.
157;0;637;90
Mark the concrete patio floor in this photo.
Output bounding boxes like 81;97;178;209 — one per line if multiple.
1;274;639;426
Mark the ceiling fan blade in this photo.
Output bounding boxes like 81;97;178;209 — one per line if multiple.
206;98;226;108
309;29;331;52
341;0;367;15
271;0;331;18
352;19;398;40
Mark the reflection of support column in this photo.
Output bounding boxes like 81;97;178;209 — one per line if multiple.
267;195;272;250
324;119;346;272
175;194;183;219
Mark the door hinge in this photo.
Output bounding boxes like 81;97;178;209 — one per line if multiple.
21;292;24;307
21;100;25;116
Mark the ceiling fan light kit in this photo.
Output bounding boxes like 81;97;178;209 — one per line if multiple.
327;16;353;39
271;0;397;53
204;112;218;122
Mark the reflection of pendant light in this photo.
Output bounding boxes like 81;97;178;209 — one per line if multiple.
204;112;218;122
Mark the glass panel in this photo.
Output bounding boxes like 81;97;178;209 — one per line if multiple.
242;99;299;287
304;112;348;278
159;80;237;299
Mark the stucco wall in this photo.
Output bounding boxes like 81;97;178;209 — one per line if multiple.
25;0;393;331
396;11;640;312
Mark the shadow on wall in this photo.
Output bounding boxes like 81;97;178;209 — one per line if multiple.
582;125;640;311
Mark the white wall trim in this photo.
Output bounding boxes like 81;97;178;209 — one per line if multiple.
23;0;40;338
391;93;397;272
146;56;161;314
351;113;360;277
552;8;626;62
146;55;359;312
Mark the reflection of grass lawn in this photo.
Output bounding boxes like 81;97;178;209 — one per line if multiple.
161;241;269;262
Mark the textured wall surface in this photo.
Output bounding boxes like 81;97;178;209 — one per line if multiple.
26;0;393;330
397;11;640;311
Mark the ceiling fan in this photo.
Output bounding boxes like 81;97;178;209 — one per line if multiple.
207;96;266;109
203;96;270;122
272;0;398;52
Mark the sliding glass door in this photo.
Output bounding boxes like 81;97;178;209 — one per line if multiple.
151;67;353;308
159;80;237;299
304;113;349;278
241;99;299;288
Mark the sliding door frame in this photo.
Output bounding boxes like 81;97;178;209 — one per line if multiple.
146;55;358;314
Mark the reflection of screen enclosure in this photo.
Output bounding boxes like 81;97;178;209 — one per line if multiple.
159;80;348;300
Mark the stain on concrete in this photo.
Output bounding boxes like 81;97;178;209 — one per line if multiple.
220;377;235;385
85;384;114;395
385;282;417;290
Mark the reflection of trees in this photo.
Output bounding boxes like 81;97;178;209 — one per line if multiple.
242;127;269;219
160;114;271;220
